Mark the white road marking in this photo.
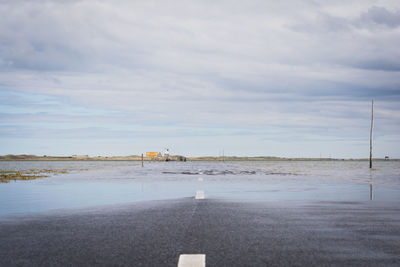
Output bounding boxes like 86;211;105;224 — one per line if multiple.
198;177;204;182
195;190;205;199
178;254;206;267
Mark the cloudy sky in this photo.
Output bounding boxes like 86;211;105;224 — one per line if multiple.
1;0;399;158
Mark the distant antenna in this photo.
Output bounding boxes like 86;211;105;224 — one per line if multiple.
370;100;374;169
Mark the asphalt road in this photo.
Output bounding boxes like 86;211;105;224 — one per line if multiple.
1;198;400;266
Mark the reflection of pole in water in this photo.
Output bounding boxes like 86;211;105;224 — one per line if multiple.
370;183;373;201
369;170;374;201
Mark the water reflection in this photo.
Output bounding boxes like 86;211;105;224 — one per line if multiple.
370;184;374;201
1;161;400;216
369;170;374;201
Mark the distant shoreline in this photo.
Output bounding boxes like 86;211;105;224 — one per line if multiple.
0;155;397;162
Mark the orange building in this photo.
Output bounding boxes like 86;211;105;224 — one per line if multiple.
146;152;159;158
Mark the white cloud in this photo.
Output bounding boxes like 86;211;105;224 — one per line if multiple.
0;0;399;157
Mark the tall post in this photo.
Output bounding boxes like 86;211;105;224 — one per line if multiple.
141;153;144;167
369;100;374;169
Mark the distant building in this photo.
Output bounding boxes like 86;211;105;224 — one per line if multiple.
146;152;163;159
164;148;170;161
146;152;159;158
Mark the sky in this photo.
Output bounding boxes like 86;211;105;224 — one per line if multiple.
0;0;400;158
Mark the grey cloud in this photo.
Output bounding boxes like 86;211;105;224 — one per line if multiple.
1;1;400;75
0;3;86;71
352;59;400;72
289;13;350;34
359;6;400;28
292;6;400;32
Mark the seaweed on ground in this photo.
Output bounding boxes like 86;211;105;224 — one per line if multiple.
0;169;69;183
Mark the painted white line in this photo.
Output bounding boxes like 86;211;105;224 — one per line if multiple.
178;254;206;267
198;177;204;182
195;190;205;199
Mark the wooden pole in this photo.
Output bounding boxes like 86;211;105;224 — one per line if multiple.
141;153;144;167
369;100;374;169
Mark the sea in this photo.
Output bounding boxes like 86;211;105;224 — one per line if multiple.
1;160;399;216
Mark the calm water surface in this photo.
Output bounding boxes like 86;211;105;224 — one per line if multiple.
1;161;399;216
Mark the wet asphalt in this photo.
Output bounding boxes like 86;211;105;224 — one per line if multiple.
1;198;400;267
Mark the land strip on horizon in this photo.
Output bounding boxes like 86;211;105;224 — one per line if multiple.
0;154;397;161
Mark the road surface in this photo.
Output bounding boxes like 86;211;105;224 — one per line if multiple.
1;198;400;266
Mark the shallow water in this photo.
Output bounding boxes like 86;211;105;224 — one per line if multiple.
0;161;399;216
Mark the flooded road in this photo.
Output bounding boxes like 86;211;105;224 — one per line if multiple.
1;160;400;266
1;160;399;216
